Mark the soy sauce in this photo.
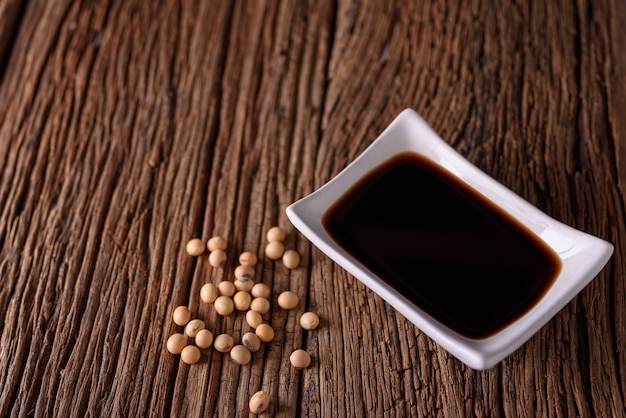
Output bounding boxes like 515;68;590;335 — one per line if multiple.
322;152;562;339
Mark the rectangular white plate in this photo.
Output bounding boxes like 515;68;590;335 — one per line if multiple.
286;109;613;370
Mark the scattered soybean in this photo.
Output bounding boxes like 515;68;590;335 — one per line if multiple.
234;277;255;292
208;249;227;267
289;349;311;369
200;283;219;303
238;251;258;266
255;324;275;342
233;291;252;311
214;334;235;353
217;281;236;297
234;264;255;280
166;333;187;354
266;226;286;242
186;238;206;256
207;236;227;252
230;345;252;365
250;297;270;314
185;319;205;338
277;291;299;310
172;306;191;326
282;250;301;269
242;332;261;352
251;283;270;299
299;312;320;330
181;345;201;364
249;391;270;414
264;241;285;260
195;329;214;349
246;310;263;329
214;295;235;316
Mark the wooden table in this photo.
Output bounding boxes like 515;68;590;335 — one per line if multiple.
1;0;625;416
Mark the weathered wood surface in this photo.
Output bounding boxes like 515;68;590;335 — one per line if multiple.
0;0;625;416
0;0;26;70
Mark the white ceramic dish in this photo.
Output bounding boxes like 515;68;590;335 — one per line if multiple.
286;108;614;370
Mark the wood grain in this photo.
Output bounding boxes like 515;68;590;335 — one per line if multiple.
0;0;624;416
0;0;26;71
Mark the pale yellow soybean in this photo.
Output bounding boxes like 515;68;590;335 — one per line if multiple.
214;334;234;352
299;312;320;330
246;310;263;329
166;333;187;354
250;297;270;314
238;251;258;266
208;249;227;267
234;264;255;279
266;226;286;242
234;277;255;292
207;236;227;252
185;319;205;338
233;291;252;311
214;295;235;316
249;391;270;414
200;283;218;303
195;329;214;349
250;283;270;299
242;332;261;352
289;349;311;369
255;323;274;342
282;250;300;269
186;238;206;256
277;291;299;310
217;281;236;297
264;241;285;260
172;306;191;326
230;345;252;365
181;345;201;364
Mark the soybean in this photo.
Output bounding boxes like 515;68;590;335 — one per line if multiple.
217;281;236;297
185;319;205;338
234;277;255;293
207;236;227;251
238;251;258;266
166;333;187;354
172;306;191;326
300;312;320;330
251;283;270;299
234;264;255;280
214;295;235;316
289;349;311;369
181;345;201;364
255;323;274;342
246;310;263;329
277;291;299;310
200;283;218;303
282;250;300;269
208;249;227;267
233;291;252;311
242;332;261;352
249;391;270;414
264;241;284;260
250;297;270;314
230;345;252;365
266;226;286;242
186;238;205;256
195;329;214;349
214;334;234;353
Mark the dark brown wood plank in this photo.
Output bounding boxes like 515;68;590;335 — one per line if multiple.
0;0;27;69
0;0;624;416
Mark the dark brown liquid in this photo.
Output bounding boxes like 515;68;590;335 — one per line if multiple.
322;152;562;339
